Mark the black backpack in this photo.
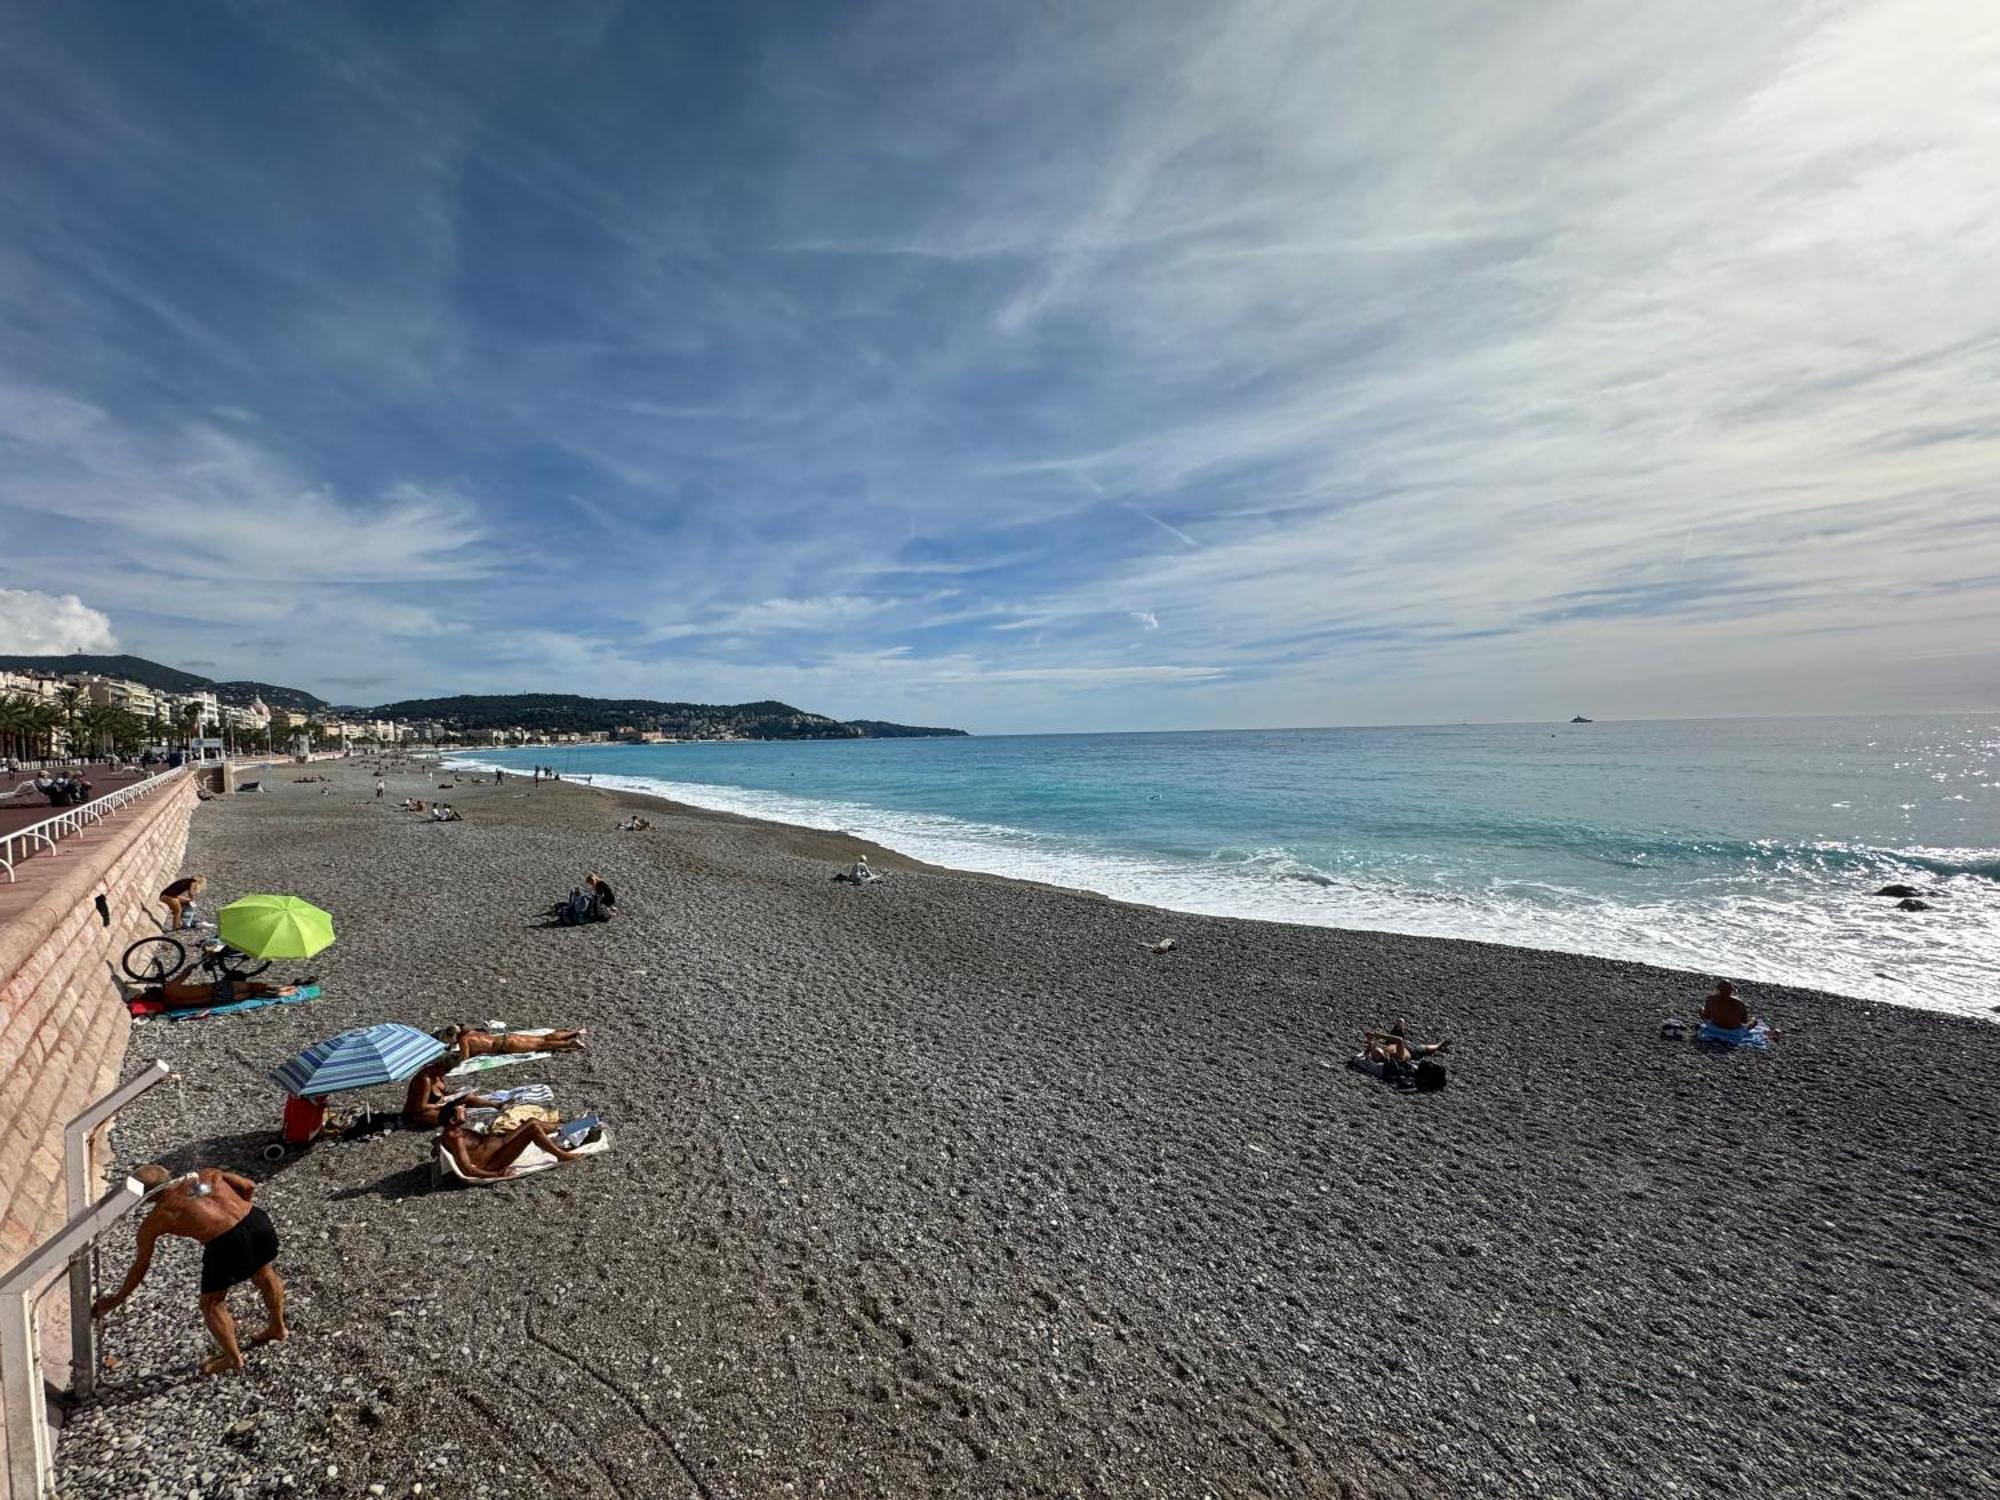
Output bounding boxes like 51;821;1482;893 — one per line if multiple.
1414;1058;1448;1092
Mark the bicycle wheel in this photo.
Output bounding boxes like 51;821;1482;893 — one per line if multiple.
122;935;187;982
218;949;272;981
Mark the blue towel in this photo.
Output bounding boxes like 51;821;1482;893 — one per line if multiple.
160;984;322;1022
1697;1020;1771;1049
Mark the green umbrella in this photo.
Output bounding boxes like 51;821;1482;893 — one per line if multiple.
217;894;335;959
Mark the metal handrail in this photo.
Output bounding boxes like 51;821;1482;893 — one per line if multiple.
0;765;188;882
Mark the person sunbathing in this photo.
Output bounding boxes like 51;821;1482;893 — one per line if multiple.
142;961;305;1010
93;1165;287;1375
1356;1018;1449;1072
401;1056;502;1129
436;1022;588;1057
1699;979;1751;1029
434;1100;593;1180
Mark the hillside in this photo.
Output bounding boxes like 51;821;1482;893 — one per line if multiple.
0;652;215;695
0;655;964;738
370;693;967;740
0;653;329;710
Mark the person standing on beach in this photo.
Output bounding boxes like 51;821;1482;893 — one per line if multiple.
375;778;386;799
93;1165;287;1375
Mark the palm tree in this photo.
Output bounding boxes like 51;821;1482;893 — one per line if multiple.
54;684;83;759
0;694;29;763
26;700;60;761
179;702;204;754
75;702;119;760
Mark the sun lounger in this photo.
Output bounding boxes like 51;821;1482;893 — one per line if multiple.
431;1131;609;1187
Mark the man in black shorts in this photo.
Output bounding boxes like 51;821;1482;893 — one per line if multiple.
93;1164;287;1374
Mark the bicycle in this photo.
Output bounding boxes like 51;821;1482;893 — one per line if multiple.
120;933;272;984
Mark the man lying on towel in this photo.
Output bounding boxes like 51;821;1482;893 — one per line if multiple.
402;1054;505;1129
434;1099;597;1180
141;960;312;1011
436;1022;588;1057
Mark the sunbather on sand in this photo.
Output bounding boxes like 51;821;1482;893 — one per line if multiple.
141;962;307;1010
1358;1018;1449;1069
402;1056;503;1128
435;1100;591;1180
1697;979;1780;1040
436;1022;588;1057
1699;980;1751;1029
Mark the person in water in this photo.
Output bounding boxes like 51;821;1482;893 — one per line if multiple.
436;1022;588;1057
401;1054;504;1128
93;1165;287;1375
141;959;306;1010
434;1100;594;1180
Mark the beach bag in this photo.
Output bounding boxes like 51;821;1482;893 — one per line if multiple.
281;1093;328;1146
559;888;591;926
1414;1058;1448;1093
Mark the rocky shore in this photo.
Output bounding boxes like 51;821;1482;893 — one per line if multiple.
53;760;2000;1499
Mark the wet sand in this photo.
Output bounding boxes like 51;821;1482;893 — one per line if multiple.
55;760;2000;1499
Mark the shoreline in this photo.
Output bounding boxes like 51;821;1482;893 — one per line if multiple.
446;752;1999;1022
57;758;2000;1499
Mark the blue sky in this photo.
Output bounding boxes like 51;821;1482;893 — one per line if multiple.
1;0;1995;732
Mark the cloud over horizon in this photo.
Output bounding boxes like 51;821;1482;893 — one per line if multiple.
0;0;1995;729
0;588;118;656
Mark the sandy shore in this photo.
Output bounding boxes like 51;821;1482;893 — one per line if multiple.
54;759;2000;1499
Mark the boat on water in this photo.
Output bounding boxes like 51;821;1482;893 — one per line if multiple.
1569;715;1593;723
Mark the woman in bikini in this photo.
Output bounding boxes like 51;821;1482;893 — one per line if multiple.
436;1022;588;1057
434;1100;594;1180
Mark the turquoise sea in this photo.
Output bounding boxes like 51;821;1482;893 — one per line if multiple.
468;716;1999;1019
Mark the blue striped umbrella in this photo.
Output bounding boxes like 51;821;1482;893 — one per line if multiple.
271;1024;447;1098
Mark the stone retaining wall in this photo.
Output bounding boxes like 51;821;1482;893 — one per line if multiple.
0;773;198;1261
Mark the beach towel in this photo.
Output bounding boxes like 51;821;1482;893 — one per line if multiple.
127;984;322;1022
446;1051;553;1077
432;1131;610;1187
1697;1020;1773;1049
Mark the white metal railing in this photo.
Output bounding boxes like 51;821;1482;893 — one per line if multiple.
0;766;188;883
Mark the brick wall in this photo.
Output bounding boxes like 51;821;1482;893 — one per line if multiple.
0;774;198;1261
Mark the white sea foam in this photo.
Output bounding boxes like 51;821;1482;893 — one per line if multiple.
453;755;1999;1020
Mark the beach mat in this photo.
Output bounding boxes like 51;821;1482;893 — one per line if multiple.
128;984;322;1022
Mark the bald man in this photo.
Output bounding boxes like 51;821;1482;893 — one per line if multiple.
93;1165;287;1375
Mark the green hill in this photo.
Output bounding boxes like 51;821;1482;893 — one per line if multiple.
0;655;964;739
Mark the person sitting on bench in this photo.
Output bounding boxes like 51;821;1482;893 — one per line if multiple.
434;1100;594;1180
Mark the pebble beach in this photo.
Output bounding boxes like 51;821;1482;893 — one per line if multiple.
54;760;2000;1500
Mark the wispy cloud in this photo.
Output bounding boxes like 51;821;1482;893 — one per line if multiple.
0;1;1994;729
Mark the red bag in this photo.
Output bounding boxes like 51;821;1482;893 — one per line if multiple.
280;1093;327;1146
